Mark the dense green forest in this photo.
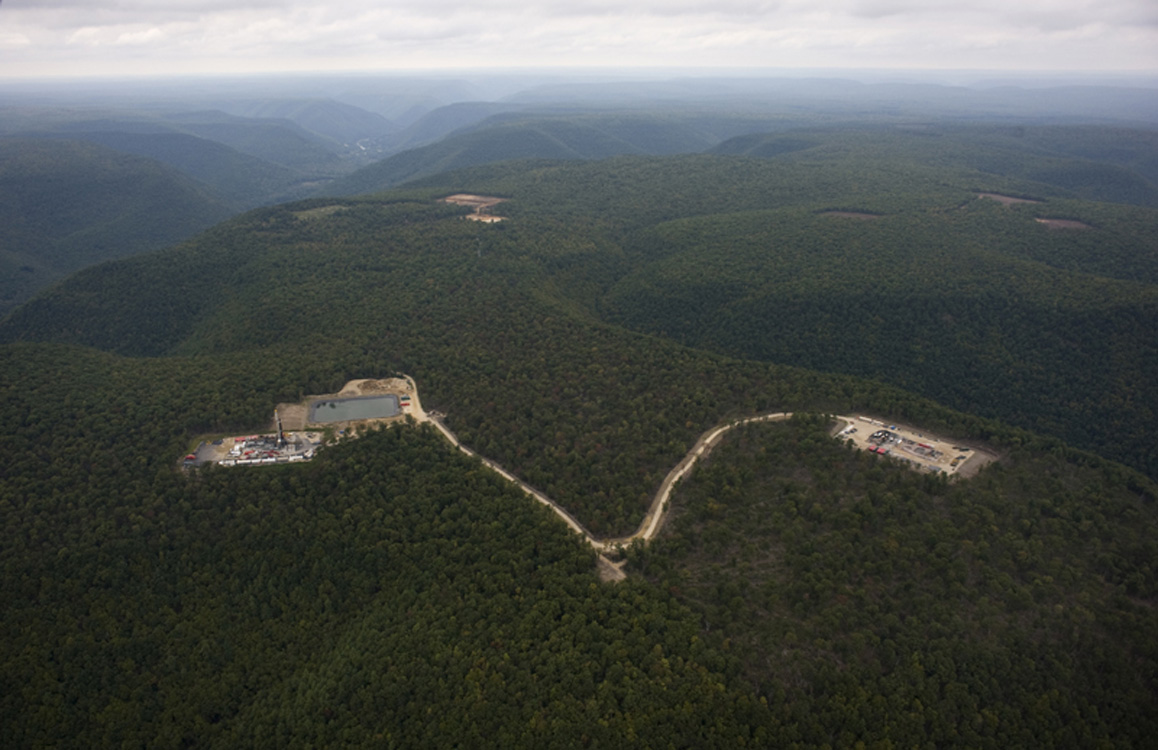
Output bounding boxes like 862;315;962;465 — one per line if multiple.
0;137;235;316
634;416;1157;746
0;351;769;745
2;123;1157;745
600;195;1158;476
22;127;1147;478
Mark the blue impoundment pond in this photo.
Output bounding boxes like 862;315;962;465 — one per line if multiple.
309;394;400;423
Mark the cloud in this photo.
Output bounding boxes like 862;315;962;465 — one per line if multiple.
1;0;1155;76
0;29;31;50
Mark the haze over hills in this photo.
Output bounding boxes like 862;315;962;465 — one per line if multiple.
319;108;783;196
21;108;349;173
7;71;1149;315
711;126;1158;206
1;72;1157;746
0;117;340;312
0;137;233;315
25;131;304;208
505;75;1158;124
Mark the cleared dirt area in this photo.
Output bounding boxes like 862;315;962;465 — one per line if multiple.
833;415;998;478
597;556;627;583
185;378;419;469
277;403;309;431
1035;218;1092;230
442;193;508;222
978;192;1042;206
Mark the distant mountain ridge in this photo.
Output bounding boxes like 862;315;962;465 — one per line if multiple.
24;130;305;209
321;108;799;196
209;98;398;145
0;137;232;315
712;125;1158;206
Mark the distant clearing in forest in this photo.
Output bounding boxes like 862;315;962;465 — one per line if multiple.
977;192;1042;206
293;205;348;220
1035;217;1092;230
443;193;508;221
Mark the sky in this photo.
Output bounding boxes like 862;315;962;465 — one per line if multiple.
2;0;1156;79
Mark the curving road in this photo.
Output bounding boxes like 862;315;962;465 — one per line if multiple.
591;413;794;552
403;376;801;576
330;379;970;578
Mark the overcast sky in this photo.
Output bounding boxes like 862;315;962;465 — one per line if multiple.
2;0;1156;79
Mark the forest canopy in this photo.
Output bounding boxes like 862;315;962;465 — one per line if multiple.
2;122;1156;746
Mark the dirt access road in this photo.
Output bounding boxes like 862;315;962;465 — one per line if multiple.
364;377;993;582
409;393;795;580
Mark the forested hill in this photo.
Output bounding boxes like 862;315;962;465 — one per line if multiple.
0;137;233;316
2;126;1156;745
711;125;1158;207
0;106;388;314
409;132;1158;478
31;130;307;209
6;130;1158;477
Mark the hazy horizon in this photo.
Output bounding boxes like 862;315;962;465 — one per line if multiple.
4;66;1158;88
3;1;1155;79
